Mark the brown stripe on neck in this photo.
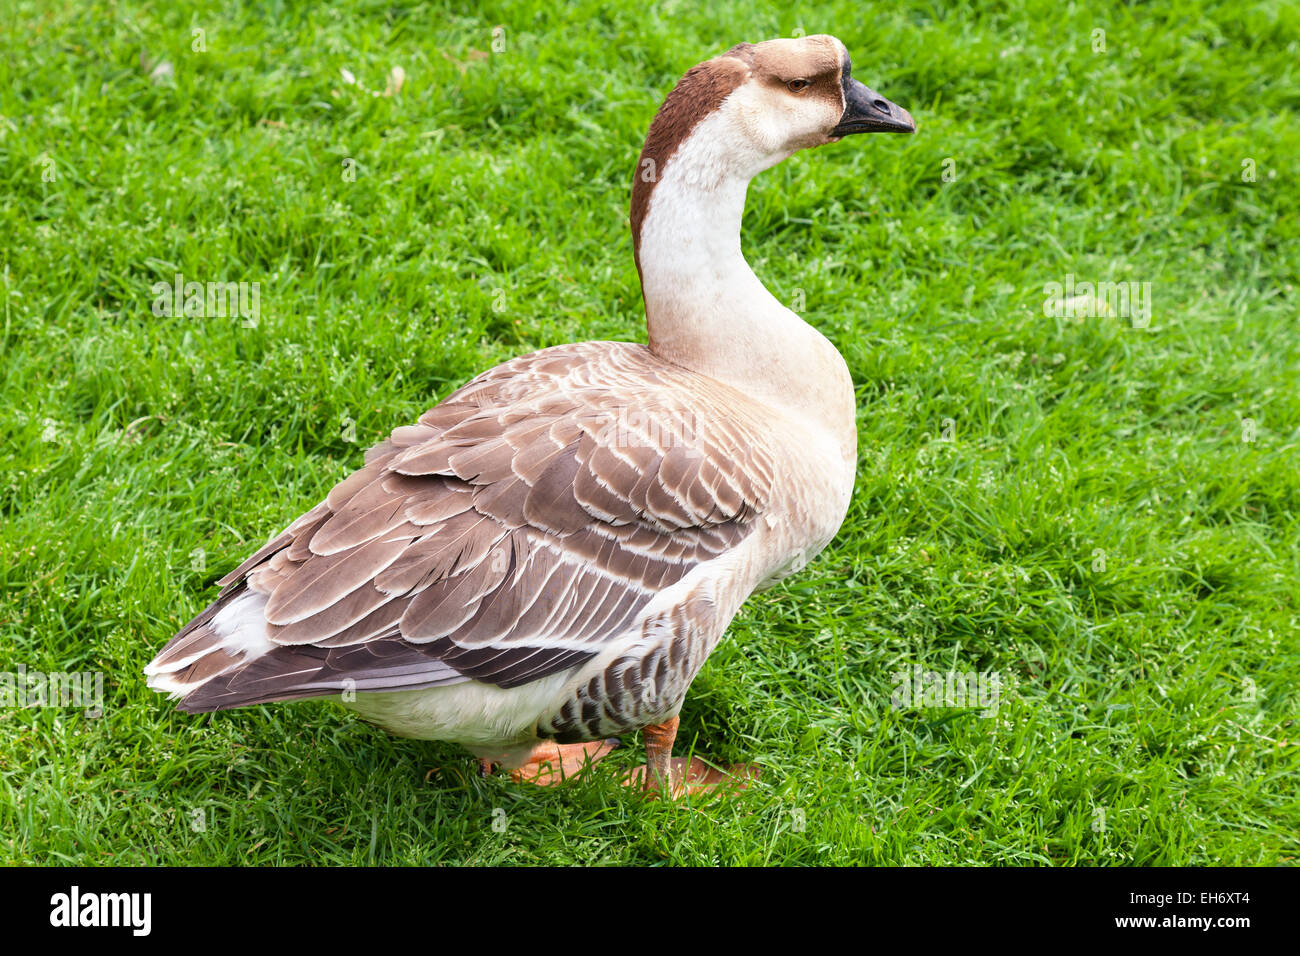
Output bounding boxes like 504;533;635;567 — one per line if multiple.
629;44;754;277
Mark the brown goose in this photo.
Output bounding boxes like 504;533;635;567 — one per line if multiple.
146;34;915;793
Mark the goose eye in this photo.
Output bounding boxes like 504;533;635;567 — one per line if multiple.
787;78;810;92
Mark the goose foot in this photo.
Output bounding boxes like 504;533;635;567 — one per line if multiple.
623;716;759;797
623;757;759;797
505;739;621;786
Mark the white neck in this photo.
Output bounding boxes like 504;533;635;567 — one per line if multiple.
636;112;856;461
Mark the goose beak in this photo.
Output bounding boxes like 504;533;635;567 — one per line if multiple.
831;78;916;136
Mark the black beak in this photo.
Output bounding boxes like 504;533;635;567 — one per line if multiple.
831;78;916;136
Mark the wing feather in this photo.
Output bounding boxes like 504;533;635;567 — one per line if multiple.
149;343;779;711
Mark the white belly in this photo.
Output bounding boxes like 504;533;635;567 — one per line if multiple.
342;670;574;748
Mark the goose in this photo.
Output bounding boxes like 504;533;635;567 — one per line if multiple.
145;34;915;793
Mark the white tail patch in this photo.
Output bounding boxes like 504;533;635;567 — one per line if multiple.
144;590;277;696
208;590;277;654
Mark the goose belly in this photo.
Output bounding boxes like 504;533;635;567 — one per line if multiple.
341;670;575;748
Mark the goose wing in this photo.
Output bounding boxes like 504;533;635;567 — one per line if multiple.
146;343;777;712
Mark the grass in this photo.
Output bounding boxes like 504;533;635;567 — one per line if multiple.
1;0;1296;865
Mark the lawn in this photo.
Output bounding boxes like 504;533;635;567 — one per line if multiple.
1;0;1296;865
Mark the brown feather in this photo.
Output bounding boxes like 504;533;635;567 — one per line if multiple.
267;582;392;645
158;341;781;708
264;533;414;627
401;555;511;639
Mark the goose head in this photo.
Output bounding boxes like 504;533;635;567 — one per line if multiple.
632;35;915;263
724;35;915;159
636;35;913;176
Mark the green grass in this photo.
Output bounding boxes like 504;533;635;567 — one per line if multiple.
1;0;1297;865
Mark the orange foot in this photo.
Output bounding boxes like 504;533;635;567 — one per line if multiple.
503;739;620;786
623;758;760;798
623;716;758;798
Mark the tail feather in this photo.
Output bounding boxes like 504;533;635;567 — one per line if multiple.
144;583;276;699
145;583;466;713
